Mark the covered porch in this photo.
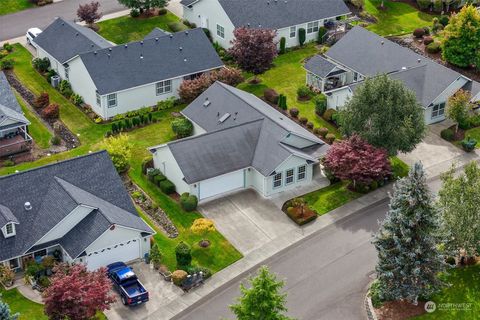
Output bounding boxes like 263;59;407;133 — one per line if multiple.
0;124;32;157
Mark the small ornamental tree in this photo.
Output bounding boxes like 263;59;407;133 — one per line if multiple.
190;218;216;247
229;27;278;76
446;89;472;133
43;264;116;320
172;117;193;138
340;75;426;155
117;0;169;13
298;28;306;46
372;163;446;305
323;135;391;189
175;241;192;269
0;296;19;320
77;1;102;25
104;134;132;173
441;5;480;68
35;92;49;109
41;103;59;119
230;266;294;320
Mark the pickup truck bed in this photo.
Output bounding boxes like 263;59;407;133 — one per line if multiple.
107;262;149;306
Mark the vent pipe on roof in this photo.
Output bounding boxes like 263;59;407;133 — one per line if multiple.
203;98;211;107
24;202;32;211
381;41;384;45
76;32;79;36
140;54;143;59
109;48;112;52
418;58;421;63
125;44;128;48
94;51;97;55
155;37;159;41
184;58;188;62
140;40;144;45
185;30;189;35
169;34;173;39
107;53;111;58
179;46;183;51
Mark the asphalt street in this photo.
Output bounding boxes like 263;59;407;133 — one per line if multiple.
175;177;444;320
0;0;126;41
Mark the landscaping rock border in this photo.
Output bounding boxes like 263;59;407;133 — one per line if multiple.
365;290;379;320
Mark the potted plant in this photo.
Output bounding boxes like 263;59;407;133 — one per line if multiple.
42;256;55;276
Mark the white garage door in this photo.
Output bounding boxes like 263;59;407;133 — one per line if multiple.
85;238;140;271
199;170;244;200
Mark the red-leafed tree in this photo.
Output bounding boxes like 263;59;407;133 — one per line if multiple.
43;263;116;320
77;1;102;25
229;27;278;76
323;135;391;188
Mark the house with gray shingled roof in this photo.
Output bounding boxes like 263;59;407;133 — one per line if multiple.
0;72;32;157
0;151;154;272
304;26;480;124
149;82;329;202
181;0;351;49
32;18;224;119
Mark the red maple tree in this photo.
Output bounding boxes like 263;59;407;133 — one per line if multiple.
43;263;116;320
323;135;391;188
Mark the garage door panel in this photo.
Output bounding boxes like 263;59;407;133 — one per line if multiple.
85;238;140;270
200;170;244;200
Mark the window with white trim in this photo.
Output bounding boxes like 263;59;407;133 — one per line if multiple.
273;172;282;188
285;168;295;185
307;21;319;34
107;93;117;108
96;92;101;106
289;26;296;38
217;24;225;39
5;223;14;235
297;165;306;181
432;102;446;118
156;80;172;95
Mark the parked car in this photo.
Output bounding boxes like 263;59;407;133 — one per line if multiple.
107;262;149;306
26;28;42;46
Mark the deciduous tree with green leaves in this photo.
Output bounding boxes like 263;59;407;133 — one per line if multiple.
117;0;168;13
339;74;426;156
230;266;294;320
104;134;132;173
446;89;472;133
373;162;445;305
438;161;480;259
441;5;480;68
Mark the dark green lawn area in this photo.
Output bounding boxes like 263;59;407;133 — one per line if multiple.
364;0;435;36
15;92;52;149
303;181;362;215
97;13;187;44
0;0;34;16
238;44;341;137
413;265;480;319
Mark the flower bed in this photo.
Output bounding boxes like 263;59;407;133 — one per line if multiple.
282;198;318;225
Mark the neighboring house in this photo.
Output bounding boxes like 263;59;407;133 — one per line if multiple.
181;0;351;49
149;82;329;202
304;26;480;124
0;72;31;157
0;151;154;272
33;18;224;119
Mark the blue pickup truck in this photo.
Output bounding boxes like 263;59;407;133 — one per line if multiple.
107;262;149;306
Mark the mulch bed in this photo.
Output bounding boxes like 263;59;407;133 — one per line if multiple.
448;124;465;141
375;301;426;320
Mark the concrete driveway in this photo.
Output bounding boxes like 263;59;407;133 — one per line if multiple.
105;261;183;320
199;189;299;255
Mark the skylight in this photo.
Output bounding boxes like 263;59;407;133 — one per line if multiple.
218;113;231;123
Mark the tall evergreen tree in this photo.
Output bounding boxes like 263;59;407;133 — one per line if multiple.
230;266;294;320
373;162;445;304
0;296;19;320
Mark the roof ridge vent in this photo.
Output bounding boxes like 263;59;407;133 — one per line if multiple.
218;113;231;123
203;98;211;107
24;202;32;211
401;66;407;70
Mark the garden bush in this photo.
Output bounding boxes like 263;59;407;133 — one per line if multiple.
322;108;337;121
0;58;14;70
157;97;176;110
130;9;140;17
426;42;441;54
153;173;166;186
439;15;449;27
141;157;153;174
175;242;192;269
325;133;336;144
369;280;384;308
298;28;306;46
470;114;480;127
459;117;471;130
159;179;176;194
283;198;317;225
70;93;83;106
50;136;61;146
277;94;287;110
172;270;188;286
180;193;198;212
264;88;279;104
32;57;50;72
0;50;8;59
318;26;327;44
279;37;286;54
3;43;13;52
417;0;431;10
168;22;186;32
413;28;425;38
289;108;299;118
35;92;49;109
42;103;59;119
433;0;442;13
297;85;312;99
423;26;430;35
423;36;434;45
58;80;72;98
306;122;314;129
461;136;477;152
314;94;327;116
440;128;455;141
158;8;167;15
3;160;14;167
318;127;329;137
172;117;193;138
299;117;308;125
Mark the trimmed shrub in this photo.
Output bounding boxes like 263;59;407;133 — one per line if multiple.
172;117;193;138
70;93;83;106
279;37;286;54
153;174;167;187
32;57;50;72
423;36;434;45
423;26;430;36
459;118;471;130
426;42;441;54
299;117;308;125
298;28;306;46
0;58;14;70
159;179;176;194
433;0;442;13
158;8;167;15
318;127;329;137
461;136;477;152
3;43;13;52
264;88;279;104
130;9;140;17
168;22;186;32
172;270;188;286
141;157;153;174
175;242;192;269
3;160;15;167
180;193;198;212
35;92;49;109
277;94;287;110
325;133;336;144
440;128;454;141
413;28;425;38
0;50;8;59
42;103;59;119
50;136;61;146
318;26;327;44
58;80;72;98
297;85;312;99
306;122;314;129
203;28;211;41
147;168;161;180
439;15;449;27
289;108;299;118
314;94;327;116
322;108;337;121
417;0;431;10
111;122;118;133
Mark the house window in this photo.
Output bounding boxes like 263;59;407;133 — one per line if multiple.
34;249;47;259
289;26;296;38
217;24;225;39
107;93;117;108
273;172;282;188
96;92;101;106
307;21;319;34
297;165;306;181
285;169;295;185
5;223;14;235
156;80;172;95
9;258;19;270
432;102;446;118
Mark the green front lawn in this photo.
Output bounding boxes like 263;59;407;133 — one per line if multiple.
15;92;52;149
238;44;341;137
0;287;47;320
413;265;480;319
365;0;435;36
0;0;34;16
97;13;187;44
303;181;362;215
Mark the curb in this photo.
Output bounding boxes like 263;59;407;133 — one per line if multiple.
365;294;379;320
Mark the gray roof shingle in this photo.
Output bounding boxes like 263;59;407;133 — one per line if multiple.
181;0;351;29
304;55;337;78
34;17;111;63
0;72;29;125
144;27;170;40
0;151;153;262
80;28;224;95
